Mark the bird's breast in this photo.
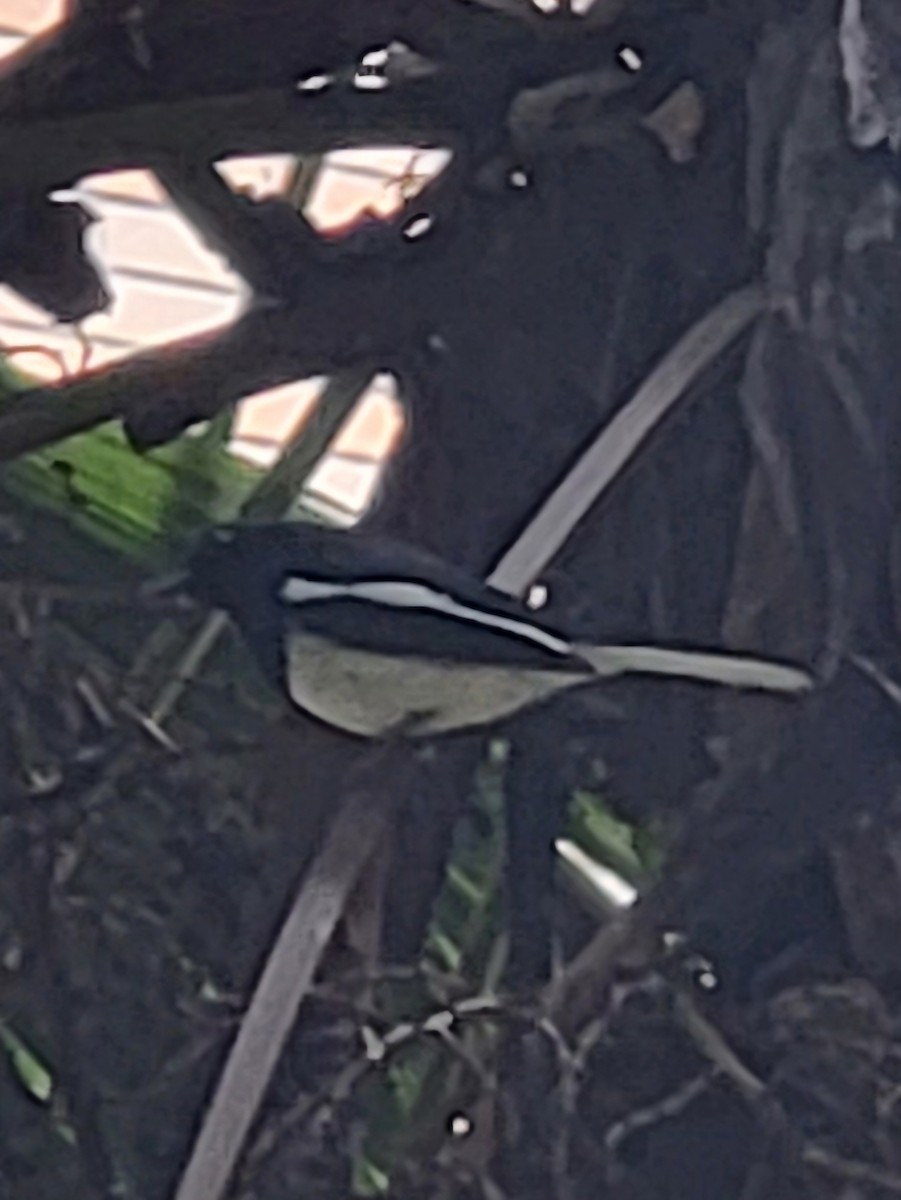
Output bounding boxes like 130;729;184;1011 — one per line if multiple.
284;629;591;737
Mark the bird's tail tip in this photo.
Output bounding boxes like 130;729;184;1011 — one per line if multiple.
575;643;813;694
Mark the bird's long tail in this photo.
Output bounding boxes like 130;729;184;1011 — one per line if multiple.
574;643;812;694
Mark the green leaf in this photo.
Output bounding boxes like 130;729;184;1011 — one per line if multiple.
568;790;651;884
352;1155;390;1195
0;373;262;561
0;1021;54;1104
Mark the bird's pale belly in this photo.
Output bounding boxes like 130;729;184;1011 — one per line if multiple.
286;630;589;737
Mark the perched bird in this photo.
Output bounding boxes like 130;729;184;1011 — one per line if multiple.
175;521;812;739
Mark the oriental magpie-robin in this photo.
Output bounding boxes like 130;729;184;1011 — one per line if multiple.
174;522;811;738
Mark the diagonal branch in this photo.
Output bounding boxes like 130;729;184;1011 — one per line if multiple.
171;747;411;1200
0;309;301;460
154;159;319;298
487;284;767;595
0;243;418;458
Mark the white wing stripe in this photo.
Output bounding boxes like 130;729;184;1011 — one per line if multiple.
279;576;573;655
278;578;811;694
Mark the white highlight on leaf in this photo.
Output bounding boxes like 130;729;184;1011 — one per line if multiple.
527;583;548;610
618;45;644;72
403;213;435;240
296;74;332;93
353;72;390;92
555;839;638;909
450;1113;473;1138
361;47;390;69
696;967;719;992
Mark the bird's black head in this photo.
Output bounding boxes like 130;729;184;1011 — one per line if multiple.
185;519;476;612
182;520;545;638
185;520;366;614
179;521;372;684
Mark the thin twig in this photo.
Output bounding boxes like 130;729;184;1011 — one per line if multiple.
117;697;181;753
487;284;766;597
240;994;508;1187
172;746;410;1200
604;1071;714;1155
544;907;654;1038
287;155;324;210
671;990;901;1194
672;991;767;1103
536;1013;596;1198
2;343;71;380
147;612;232;728
802;1145;901;1194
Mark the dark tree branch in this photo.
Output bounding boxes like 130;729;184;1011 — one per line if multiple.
0;0;662;470
0;312;283;460
0;227;433;457
0;0;639;191
153;159;321;298
0;83;458;191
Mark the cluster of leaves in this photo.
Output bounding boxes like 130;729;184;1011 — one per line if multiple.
0;509;283;1197
0;365;261;558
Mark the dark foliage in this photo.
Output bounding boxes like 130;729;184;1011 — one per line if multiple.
4;0;901;1198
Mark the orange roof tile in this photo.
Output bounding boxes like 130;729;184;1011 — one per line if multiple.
217;156;297;200
0;0;63;35
88;200;238;291
83;274;245;345
0;326;126;382
231;379;324;455
82;171;169;206
333;388;403;460
307;456;383;515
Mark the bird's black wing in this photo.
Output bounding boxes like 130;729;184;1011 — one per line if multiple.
280;593;589;671
301;528;548;626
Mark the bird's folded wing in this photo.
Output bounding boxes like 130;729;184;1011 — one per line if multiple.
574;644;812;693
